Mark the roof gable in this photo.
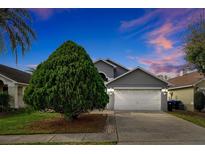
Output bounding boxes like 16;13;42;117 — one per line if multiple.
106;67;168;87
0;64;31;84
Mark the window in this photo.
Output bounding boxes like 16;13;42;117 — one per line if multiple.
99;72;108;82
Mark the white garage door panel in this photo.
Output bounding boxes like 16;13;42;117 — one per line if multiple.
114;89;161;110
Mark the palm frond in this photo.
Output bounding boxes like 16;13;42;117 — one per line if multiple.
0;8;36;63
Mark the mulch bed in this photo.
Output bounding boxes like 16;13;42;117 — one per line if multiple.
26;114;107;133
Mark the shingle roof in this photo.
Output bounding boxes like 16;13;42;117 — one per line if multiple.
94;59;117;68
168;71;204;87
105;59;129;71
0;64;31;84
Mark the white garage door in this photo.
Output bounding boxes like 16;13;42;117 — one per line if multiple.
114;89;161;111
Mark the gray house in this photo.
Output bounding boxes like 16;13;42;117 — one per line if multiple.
94;59;168;111
0;64;31;108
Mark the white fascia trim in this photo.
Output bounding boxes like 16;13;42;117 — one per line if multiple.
106;66;169;85
93;59;117;68
0;73;17;83
105;58;130;71
168;84;193;90
16;82;29;86
113;87;162;90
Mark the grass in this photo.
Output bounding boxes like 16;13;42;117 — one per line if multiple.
0;111;107;135
169;111;205;128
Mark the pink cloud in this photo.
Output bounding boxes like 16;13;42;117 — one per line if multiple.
148;22;175;49
121;9;202;50
127;49;185;76
30;9;71;20
149;63;184;75
30;9;55;20
120;9;199;31
135;49;185;65
124;9;202;76
149;35;173;49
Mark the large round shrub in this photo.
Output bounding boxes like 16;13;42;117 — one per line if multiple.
194;91;205;112
24;41;109;119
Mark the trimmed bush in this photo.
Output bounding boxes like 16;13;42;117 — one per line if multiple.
194;91;205;112
24;41;109;120
0;92;10;112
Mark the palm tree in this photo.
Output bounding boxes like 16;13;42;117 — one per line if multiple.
0;8;36;63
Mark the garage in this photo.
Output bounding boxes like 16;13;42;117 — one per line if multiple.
106;67;168;111
114;89;161;110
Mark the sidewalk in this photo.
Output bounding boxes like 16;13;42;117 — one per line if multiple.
0;133;117;144
0;113;117;145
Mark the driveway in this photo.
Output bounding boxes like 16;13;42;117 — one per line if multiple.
115;112;205;144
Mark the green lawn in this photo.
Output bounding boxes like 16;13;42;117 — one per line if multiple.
169;111;205;128
0;112;61;135
0;111;107;135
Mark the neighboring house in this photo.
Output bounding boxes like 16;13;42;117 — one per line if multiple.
168;71;205;111
0;64;31;108
94;59;168;111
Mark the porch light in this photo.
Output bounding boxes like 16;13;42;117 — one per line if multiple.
107;88;114;95
161;88;168;94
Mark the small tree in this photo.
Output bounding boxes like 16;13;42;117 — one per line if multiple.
194;91;205;112
24;41;109;120
184;10;205;76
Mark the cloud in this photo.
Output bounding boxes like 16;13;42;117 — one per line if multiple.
149;63;184;76
148;22;174;49
120;9;199;32
149;35;173;49
120;9;202;50
123;9;202;76
30;9;54;20
127;48;185;76
30;8;71;20
120;9;161;31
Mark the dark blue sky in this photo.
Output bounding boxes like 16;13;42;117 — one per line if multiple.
0;8;201;76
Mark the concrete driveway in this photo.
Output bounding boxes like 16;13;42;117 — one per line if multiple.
115;112;205;144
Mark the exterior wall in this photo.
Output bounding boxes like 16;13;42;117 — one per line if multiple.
18;86;24;108
7;86;16;108
107;69;167;88
161;92;167;111
0;75;16;108
94;61;115;79
106;93;114;110
168;87;194;111
0;75;27;108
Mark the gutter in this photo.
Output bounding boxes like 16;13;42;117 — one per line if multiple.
168;84;193;90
